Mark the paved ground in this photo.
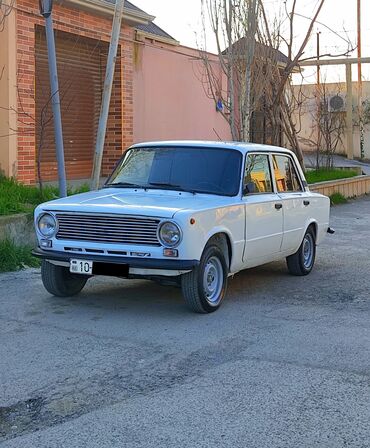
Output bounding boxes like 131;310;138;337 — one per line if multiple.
1;197;370;448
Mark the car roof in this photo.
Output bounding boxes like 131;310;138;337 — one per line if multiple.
130;140;295;156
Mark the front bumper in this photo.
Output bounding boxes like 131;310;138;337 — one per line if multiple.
32;248;199;271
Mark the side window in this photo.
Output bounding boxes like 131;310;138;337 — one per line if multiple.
273;155;302;192
244;154;273;194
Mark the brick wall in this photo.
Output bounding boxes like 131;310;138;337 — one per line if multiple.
16;0;134;183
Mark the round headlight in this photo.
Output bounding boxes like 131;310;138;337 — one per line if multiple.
158;221;181;247
38;213;57;238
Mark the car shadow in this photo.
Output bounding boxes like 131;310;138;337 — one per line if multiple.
41;261;291;317
43;277;190;318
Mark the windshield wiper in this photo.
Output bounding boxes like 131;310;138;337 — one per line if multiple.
148;182;196;194
104;182;147;189
105;181;196;194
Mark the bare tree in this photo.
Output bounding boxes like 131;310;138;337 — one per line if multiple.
315;84;346;169
199;0;260;141
199;0;354;168
0;72;70;189
242;0;258;141
293;82;347;169
255;0;327;166
0;0;14;32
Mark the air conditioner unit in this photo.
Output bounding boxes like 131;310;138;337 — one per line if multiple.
328;94;346;113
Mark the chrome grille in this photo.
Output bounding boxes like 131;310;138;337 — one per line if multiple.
55;213;161;246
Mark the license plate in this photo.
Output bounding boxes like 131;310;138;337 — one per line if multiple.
70;259;93;275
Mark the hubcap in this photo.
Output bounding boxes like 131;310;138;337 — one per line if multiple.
203;256;223;305
302;233;314;269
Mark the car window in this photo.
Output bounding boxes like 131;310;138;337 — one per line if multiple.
244;154;273;194
118;149;155;183
272;154;302;192
107;147;242;196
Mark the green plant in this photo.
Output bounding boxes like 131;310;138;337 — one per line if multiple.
67;183;90;195
0;239;40;273
305;168;358;184
329;192;347;205
0;175;90;216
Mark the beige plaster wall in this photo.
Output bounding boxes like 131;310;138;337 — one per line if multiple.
0;4;17;177
133;41;231;143
293;82;370;160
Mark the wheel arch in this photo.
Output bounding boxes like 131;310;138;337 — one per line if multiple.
306;220;318;241
205;231;233;270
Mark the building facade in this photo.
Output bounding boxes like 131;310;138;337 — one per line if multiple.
293;82;370;160
0;0;231;184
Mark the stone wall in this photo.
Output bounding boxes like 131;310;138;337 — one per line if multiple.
0;214;37;246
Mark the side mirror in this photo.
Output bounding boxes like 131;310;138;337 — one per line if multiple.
243;181;256;195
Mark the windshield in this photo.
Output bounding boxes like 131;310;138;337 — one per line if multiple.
106;147;242;196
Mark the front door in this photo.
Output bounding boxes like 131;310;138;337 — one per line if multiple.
242;153;284;265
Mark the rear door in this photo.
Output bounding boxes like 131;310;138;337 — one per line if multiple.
242;153;284;264
272;154;310;252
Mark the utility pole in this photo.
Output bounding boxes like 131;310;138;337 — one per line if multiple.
39;0;67;197
316;31;321;169
346;63;354;160
357;0;362;85
357;0;364;158
91;0;125;190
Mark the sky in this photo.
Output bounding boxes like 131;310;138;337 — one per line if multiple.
132;0;370;84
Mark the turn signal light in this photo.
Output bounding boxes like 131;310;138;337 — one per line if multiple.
40;239;52;248
163;248;178;257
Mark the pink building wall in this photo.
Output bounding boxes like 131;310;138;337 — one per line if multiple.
133;41;231;143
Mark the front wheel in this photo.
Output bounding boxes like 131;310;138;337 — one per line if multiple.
41;260;88;297
286;227;316;276
181;244;228;313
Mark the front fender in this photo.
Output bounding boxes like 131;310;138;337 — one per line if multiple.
174;205;245;271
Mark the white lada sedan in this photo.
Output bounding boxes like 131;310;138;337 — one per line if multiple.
33;141;332;313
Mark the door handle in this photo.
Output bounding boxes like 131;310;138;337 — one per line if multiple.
275;203;283;210
303;200;310;206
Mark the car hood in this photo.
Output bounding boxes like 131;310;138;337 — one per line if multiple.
39;188;233;218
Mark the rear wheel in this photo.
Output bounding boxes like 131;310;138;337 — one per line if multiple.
41;260;88;297
286;227;316;276
181;243;228;313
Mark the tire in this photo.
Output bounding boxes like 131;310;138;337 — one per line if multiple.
181;243;228;313
286;227;316;276
41;260;88;297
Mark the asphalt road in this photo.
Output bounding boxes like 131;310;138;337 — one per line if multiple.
1;197;370;448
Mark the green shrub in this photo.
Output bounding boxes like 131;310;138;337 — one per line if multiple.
0;175;89;216
0;239;40;273
330;192;348;205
